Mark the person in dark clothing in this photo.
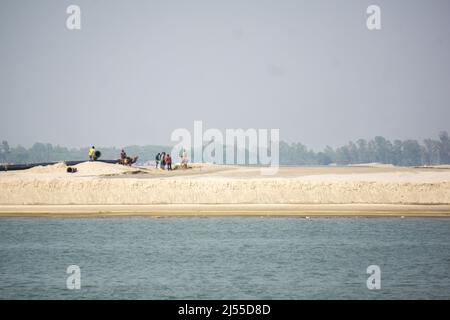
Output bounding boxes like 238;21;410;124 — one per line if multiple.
166;154;172;170
155;153;161;169
120;149;127;160
160;152;166;170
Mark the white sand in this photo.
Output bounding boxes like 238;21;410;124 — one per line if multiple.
348;162;395;168
0;162;449;206
1;204;449;218
11;161;145;177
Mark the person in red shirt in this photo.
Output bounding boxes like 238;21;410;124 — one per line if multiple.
166;154;172;171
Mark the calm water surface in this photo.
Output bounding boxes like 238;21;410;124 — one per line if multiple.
0;217;449;299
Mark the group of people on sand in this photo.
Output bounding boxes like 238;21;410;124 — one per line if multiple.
119;149;138;166
155;149;189;170
88;147;137;166
155;152;172;170
88;146;187;170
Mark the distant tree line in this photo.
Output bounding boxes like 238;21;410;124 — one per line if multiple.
280;131;450;166
0;143;167;165
1;131;449;166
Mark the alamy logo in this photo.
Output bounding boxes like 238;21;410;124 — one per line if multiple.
366;265;381;290
171;121;280;175
66;5;81;30
366;5;381;30
66;265;81;290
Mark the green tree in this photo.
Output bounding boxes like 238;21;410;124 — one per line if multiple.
373;136;393;164
316;152;332;165
0;140;10;163
335;146;351;164
401;140;422;166
438;131;450;164
423;139;440;165
391;140;403;166
356;139;369;163
347;141;359;163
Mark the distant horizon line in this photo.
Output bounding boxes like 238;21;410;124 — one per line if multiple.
2;130;448;152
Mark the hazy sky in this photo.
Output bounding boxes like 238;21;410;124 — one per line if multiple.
1;0;449;149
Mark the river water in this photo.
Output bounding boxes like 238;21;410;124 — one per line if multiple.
0;217;449;299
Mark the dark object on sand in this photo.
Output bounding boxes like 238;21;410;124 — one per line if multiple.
66;167;78;173
94;150;101;160
118;156;139;166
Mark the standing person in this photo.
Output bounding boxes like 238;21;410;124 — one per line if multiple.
166;154;172;170
155;152;161;169
181;149;188;168
119;149;129;165
160;152;166;170
120;149;127;160
89;146;96;161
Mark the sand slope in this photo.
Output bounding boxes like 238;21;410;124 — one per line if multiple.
0;162;449;206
